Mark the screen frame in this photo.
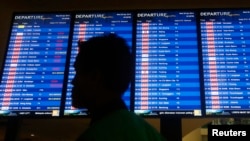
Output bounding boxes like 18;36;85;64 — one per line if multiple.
1;8;250;119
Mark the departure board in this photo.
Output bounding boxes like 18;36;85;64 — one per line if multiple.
64;12;133;116
200;10;250;116
134;11;202;116
0;13;71;116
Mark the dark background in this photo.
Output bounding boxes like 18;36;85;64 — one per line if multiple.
1;0;250;140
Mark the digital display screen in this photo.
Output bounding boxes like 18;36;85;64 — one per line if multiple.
64;12;133;116
0;13;71;116
200;10;250;116
134;11;202;116
2;9;250;118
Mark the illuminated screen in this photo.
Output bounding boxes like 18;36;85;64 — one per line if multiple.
134;11;202;117
0;13;71;116
200;9;250;116
64;12;133;116
3;9;250;118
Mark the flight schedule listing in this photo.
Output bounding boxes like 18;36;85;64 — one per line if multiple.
200;10;250;116
0;13;71;116
135;11;202;116
64;12;133;116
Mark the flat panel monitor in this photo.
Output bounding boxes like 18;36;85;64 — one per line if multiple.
134;11;202;117
64;12;133;116
200;9;250;117
0;13;71;117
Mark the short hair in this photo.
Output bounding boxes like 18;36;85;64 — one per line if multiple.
74;33;132;95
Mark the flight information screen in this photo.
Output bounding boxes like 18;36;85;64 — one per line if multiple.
0;13;71;116
200;10;250;116
64;12;133;116
134;11;202;116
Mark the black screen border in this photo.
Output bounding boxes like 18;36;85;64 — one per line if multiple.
1;8;250;119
